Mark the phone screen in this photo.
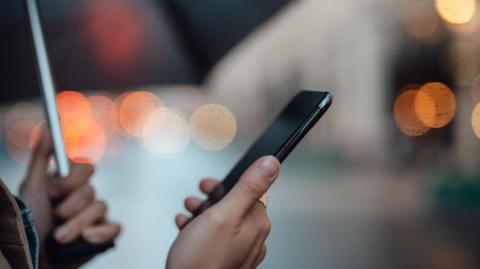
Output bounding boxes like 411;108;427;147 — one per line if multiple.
194;90;331;215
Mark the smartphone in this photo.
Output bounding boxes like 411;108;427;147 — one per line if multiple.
25;0;114;263
25;0;70;177
191;90;332;218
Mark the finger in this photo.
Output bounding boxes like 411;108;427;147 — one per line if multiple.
219;156;280;218
175;214;189;230
184;197;203;213
199;178;220;195
48;163;94;198
82;222;122;244
54;201;107;244
249;202;272;238
253;244;267;268
25;127;53;186
54;184;95;220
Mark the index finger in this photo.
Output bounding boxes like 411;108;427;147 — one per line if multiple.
48;163;94;198
26;128;53;184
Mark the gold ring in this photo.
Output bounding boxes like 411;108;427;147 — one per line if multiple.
258;193;268;208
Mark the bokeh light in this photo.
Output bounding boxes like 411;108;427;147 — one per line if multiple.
402;2;443;43
3;102;43;164
56;91;109;163
3;102;42;131
393;87;430;137
471;103;480;139
88;95;116;137
119;91;164;138
446;7;480;35
57;91;93;122
141;107;190;156
435;0;477;24
28;120;45;148
190;104;237;151
62;119;107;164
111;91;132;137
7;120;36;150
414;82;456;128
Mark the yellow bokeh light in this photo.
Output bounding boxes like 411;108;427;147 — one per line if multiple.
446;7;480;34
435;0;477;24
472;103;480;138
141;107;190;156
393;88;430;137
190;104;237;151
414;82;456;128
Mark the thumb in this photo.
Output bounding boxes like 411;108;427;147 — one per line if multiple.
219;156;280;218
25;127;53;187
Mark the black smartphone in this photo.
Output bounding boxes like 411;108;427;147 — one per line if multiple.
191;90;332;218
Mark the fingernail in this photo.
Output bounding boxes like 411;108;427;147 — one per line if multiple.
258;156;279;180
54;226;70;242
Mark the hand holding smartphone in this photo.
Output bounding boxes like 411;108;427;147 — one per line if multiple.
24;0;114;263
190;90;332;220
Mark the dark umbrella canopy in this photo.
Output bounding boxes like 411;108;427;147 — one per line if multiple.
0;0;291;103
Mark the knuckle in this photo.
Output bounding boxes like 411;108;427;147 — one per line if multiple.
54;206;67;219
184;198;191;209
97;200;108;213
255;209;271;234
205;211;227;227
262;217;271;235
113;223;122;236
85;164;95;176
242;180;265;199
82;185;95;201
68;221;80;234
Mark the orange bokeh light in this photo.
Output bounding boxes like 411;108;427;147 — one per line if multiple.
88;95;116;137
56;91;108;163
118;91;164;138
28;120;45;148
7;120;37;149
62;119;107;164
3;102;43;164
3;102;42;130
414;82;456;128
393;88;430;137
57;91;93;122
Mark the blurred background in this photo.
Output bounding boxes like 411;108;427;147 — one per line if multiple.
2;0;480;268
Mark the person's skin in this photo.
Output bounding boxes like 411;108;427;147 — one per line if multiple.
19;129;121;269
167;156;280;269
